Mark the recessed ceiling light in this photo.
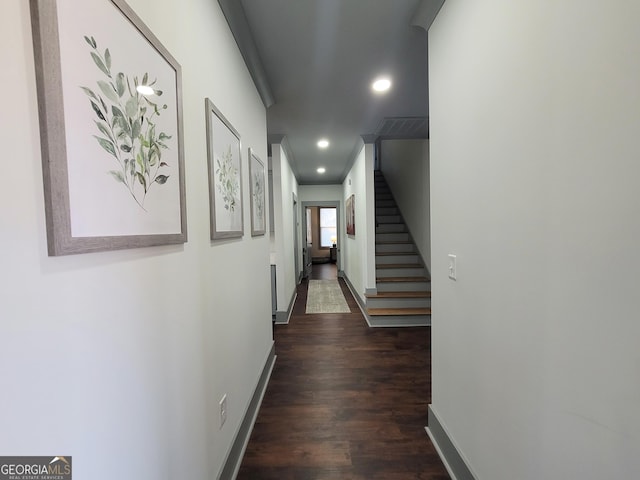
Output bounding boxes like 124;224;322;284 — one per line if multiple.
317;167;326;174
372;77;392;93
317;139;329;149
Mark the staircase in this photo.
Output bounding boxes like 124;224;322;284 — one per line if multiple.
365;171;431;326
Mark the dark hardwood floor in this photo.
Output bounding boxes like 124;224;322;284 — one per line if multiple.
237;265;449;479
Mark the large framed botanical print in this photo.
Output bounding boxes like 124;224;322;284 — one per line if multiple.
30;0;187;255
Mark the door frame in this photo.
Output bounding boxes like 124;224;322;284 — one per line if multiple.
301;201;342;274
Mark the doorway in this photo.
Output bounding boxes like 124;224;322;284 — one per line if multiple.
302;201;341;280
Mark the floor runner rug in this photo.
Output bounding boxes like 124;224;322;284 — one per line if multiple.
305;279;351;314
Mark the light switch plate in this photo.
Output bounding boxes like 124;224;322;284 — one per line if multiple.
448;254;457;280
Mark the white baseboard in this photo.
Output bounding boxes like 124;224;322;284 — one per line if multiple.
217;343;276;480
426;405;477;480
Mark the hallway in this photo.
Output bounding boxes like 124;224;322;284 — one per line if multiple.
237;268;449;479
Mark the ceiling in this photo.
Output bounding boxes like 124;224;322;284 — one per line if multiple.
219;0;442;184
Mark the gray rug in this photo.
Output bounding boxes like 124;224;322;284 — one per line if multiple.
305;280;351;314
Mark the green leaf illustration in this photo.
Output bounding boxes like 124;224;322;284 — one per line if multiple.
90;101;105;121
82;36;173;209
111;105;125;119
125;96;138;118
131;119;141;139
99;96;108;115
90;52;109;76
98;80;119;103
109;170;125;183
104;48;111;70
94;136;116;156
135;172;147;191
95;121;114;143
115;73;126;97
80;86;98;101
84;36;96;48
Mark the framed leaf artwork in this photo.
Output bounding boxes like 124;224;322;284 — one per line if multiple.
30;0;187;255
205;98;244;239
249;148;266;236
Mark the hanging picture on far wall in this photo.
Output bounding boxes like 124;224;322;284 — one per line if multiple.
30;0;187;255
346;194;355;236
205;98;244;239
249;148;266;236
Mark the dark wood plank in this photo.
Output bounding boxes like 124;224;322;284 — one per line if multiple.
237;273;450;479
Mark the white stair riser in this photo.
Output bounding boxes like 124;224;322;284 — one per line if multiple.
366;297;431;309
376;193;393;200
376;232;409;242
376;243;414;253
367;315;431;327
376;207;398;216
376;254;419;264
376;224;406;233
377;281;431;292
376;267;426;277
376;215;401;223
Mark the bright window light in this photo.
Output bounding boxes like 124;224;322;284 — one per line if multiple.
320;208;337;247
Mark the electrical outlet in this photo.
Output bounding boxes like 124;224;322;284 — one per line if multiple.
219;394;227;428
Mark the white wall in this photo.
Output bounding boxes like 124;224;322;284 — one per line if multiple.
0;1;271;479
429;1;640;479
298;184;343;203
342;144;376;300
380;139;431;272
270;144;299;315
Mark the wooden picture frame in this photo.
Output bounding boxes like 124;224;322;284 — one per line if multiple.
249;148;266;236
30;0;187;256
205;98;244;239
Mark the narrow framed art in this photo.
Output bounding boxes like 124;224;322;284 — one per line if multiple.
30;0;187;256
205;99;244;239
346;194;355;236
249;148;266;236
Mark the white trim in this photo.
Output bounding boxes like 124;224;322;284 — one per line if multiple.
218;343;277;480
274;288;297;324
426;405;478;480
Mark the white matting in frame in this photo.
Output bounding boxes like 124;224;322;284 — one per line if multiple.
205;98;244;240
30;0;187;255
249;148;266;236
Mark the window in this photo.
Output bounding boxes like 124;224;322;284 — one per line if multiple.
319;208;337;247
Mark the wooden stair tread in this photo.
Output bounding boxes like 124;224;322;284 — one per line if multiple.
376;263;423;269
368;308;431;316
366;291;431;299
375;240;413;244
376;252;416;256
376;276;430;283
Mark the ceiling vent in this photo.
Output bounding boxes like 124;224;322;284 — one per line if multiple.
375;116;429;139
